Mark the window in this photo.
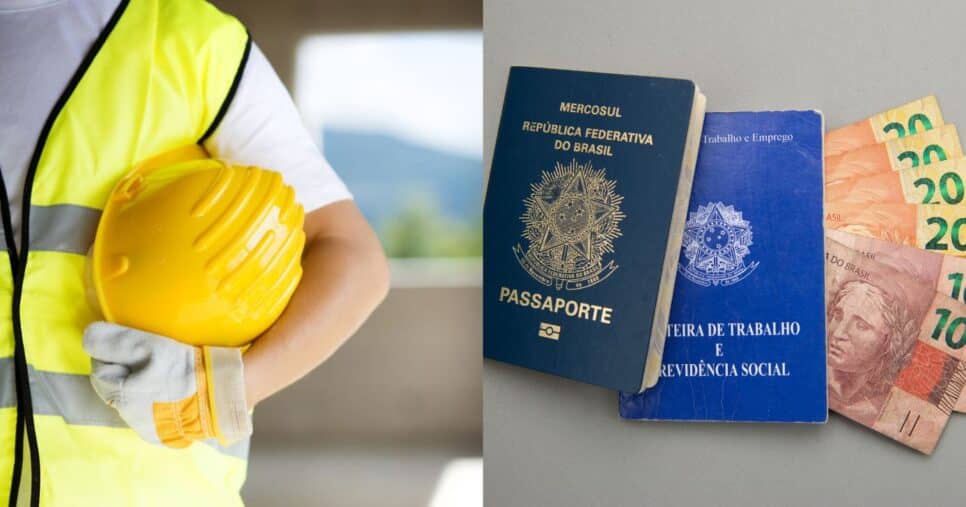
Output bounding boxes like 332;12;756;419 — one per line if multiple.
295;32;482;263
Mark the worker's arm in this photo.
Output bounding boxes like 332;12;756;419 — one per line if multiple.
200;44;387;404
83;199;388;447
241;199;390;409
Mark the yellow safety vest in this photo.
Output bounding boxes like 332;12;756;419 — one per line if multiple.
1;1;252;505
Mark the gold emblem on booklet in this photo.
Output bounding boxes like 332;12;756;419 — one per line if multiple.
513;159;625;291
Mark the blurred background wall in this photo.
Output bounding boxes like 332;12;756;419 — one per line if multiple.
210;1;482;505
217;0;480;86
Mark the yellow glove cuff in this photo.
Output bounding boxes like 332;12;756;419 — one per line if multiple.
150;346;250;448
151;347;215;448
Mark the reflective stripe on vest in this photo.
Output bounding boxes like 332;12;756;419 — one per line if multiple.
1;0;253;505
0;204;100;255
27;205;99;255
0;357;248;459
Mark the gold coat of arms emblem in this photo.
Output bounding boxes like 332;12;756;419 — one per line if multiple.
513;159;625;291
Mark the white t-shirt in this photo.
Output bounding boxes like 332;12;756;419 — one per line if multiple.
0;0;352;248
0;0;351;504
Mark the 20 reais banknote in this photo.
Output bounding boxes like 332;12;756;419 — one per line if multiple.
825;96;945;157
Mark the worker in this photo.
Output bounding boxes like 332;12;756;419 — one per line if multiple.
0;0;390;505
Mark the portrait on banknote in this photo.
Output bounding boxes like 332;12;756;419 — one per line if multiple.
827;279;919;425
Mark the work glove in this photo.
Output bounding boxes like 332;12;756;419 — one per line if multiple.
83;322;252;448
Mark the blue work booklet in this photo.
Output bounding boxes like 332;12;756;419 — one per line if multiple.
619;111;828;422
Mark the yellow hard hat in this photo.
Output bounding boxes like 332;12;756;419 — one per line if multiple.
88;147;305;347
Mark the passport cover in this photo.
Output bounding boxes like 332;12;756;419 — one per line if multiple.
483;66;702;392
619;111;828;422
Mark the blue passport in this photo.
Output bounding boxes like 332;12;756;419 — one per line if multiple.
484;66;706;392
618;111;828;422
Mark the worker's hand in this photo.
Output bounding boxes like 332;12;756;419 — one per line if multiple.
82;322;252;448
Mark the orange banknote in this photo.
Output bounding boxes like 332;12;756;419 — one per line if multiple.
827;228;966;414
826;157;966;205
825;96;944;157
824;202;966;256
825;236;966;453
824;125;962;187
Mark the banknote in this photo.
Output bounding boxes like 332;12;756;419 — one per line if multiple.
826;157;966;205
826;96;945;157
825;202;966;256
827;228;966;413
825;125;962;187
825;236;966;453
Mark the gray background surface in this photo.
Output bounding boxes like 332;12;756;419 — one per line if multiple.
483;1;966;506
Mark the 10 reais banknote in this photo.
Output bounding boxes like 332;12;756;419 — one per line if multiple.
825;96;966;453
826;230;966;454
